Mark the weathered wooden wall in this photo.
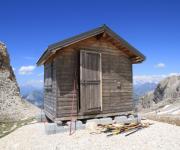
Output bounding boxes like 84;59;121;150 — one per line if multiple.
44;61;57;119
51;36;133;119
54;49;79;118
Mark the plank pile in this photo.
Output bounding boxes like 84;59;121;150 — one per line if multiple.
91;122;151;137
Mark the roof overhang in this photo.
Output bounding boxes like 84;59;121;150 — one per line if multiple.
37;25;146;66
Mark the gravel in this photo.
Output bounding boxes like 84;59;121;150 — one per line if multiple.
0;120;180;150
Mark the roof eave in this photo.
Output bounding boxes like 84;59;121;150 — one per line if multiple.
103;25;146;61
36;26;106;66
36;49;50;66
37;25;146;65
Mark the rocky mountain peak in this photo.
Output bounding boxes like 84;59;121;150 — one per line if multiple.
0;42;16;82
0;42;10;69
138;75;180;110
0;42;39;121
153;76;180;103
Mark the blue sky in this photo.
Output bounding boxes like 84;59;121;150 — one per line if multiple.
0;0;180;87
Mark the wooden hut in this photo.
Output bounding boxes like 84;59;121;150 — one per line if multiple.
37;25;145;122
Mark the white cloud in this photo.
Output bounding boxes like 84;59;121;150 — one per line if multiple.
20;79;43;88
12;67;16;71
154;63;165;68
134;72;180;85
169;72;180;76
133;74;166;85
19;65;36;75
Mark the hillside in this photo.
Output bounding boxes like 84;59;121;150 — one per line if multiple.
139;75;180;110
137;75;180;126
133;82;157;106
0;42;40;122
138;75;180;126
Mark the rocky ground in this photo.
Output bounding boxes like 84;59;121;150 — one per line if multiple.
0;120;179;150
141;101;180;126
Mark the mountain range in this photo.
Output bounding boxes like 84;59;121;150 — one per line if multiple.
20;85;43;108
20;80;158;108
133;82;157;106
139;75;180;110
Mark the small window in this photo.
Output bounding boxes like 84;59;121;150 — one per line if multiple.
44;62;53;90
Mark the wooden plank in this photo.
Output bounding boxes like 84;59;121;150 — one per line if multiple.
51;36;134;121
80;50;102;114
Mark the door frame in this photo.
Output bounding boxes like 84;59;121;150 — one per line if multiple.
79;49;102;113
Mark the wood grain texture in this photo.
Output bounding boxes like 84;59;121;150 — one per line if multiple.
80;50;101;114
44;60;57;120
44;36;133;120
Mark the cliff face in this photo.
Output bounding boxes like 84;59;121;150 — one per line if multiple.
0;42;39;121
0;42;20;95
139;76;180;110
153;76;180;103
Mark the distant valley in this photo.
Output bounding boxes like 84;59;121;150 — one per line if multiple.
133;82;157;105
20;85;44;108
20;81;158;109
20;75;180;110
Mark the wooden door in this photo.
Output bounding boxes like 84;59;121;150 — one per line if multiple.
80;50;102;114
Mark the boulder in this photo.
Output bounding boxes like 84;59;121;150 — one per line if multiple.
67;120;85;130
45;123;68;135
99;117;113;125
114;116;128;124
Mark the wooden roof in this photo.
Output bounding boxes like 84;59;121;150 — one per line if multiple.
37;25;145;65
